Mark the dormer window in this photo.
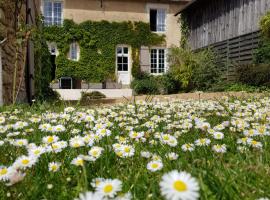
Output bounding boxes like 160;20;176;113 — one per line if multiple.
69;42;80;61
150;9;166;32
43;0;63;26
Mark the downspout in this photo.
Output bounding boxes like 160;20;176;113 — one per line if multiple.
0;38;7;106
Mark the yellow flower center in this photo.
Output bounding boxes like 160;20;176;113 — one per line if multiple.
48;137;54;143
173;180;187;192
76;159;84;166
51;165;58;171
22;159;30;165
124;147;130;153
103;184;113;193
92;150;98;156
151;163;159;168
0;168;7;175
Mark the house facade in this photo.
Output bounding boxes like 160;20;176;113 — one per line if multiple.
40;0;189;92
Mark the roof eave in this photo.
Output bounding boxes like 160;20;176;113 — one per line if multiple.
174;0;198;16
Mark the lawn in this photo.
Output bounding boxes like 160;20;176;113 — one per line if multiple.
0;96;269;200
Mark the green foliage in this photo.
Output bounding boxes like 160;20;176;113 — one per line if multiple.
167;47;223;91
44;20;164;82
236;64;270;86
260;11;270;39
131;73;179;95
254;38;270;64
254;12;270;64
33;18;59;102
210;82;270;92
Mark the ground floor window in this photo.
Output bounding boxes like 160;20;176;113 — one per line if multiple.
60;77;73;89
117;46;129;71
150;48;166;74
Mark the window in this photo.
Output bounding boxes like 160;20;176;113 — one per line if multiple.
117;47;129;71
60;77;73;89
150;9;166;32
43;0;63;26
70;42;79;61
151;48;166;74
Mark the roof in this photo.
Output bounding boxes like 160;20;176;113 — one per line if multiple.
174;0;200;16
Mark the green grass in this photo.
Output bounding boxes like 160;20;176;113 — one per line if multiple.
0;97;270;200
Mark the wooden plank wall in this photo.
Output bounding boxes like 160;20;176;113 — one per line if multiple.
184;0;270;50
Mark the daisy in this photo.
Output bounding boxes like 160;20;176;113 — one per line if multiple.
71;156;84;166
96;178;122;198
42;135;59;144
75;191;104;200
88;146;104;160
147;161;163;172
48;162;61;172
0;166;12;181
194;138;211;146
181;143;195;152
0;116;5;124
14;155;37;169
213;132;224;140
212;144;227;153
166;152;179;161
159;170;199;200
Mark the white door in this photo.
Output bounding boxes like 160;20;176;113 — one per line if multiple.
117;46;130;85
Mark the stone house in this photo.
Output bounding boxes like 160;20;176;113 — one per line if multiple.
40;0;190;98
0;0;38;105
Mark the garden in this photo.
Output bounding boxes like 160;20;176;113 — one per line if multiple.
0;96;270;199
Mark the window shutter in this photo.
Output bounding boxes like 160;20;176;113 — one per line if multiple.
140;46;150;73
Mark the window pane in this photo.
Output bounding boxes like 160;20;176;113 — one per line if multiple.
117;47;122;54
117;57;123;64
123;57;128;64
123;64;128;71
44;1;53;26
157;9;166;32
118;64;123;71
53;2;62;25
70;43;77;60
150;9;157;31
60;78;72;89
123;47;128;54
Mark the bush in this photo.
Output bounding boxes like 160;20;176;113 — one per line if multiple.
167;47;223;91
236;64;270;86
260;11;270;39
131;73;179;95
80;91;106;104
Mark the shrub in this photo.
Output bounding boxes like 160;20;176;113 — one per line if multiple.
167;47;223;91
131;76;159;95
131;73;179;95
80;91;106;103
236;64;270;86
260;11;270;39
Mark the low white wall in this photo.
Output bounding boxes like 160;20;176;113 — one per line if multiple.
54;89;133;100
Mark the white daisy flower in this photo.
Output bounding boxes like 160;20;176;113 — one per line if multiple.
96;178;122;198
159;170;200;200
147;161;163;172
75;191;104;200
48;162;61;172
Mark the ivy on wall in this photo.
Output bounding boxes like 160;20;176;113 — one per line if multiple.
44;19;165;82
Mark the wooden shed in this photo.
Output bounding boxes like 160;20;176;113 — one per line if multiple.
177;0;270;64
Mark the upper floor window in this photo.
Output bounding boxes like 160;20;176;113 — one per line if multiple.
150;9;166;32
43;0;63;26
150;48;166;74
69;42;80;61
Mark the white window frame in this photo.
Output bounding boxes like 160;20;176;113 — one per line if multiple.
69;42;80;61
147;4;168;33
150;48;167;75
42;0;63;26
116;46;129;72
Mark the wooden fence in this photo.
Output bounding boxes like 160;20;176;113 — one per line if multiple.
196;31;261;81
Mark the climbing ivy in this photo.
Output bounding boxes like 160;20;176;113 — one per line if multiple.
44;19;165;82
